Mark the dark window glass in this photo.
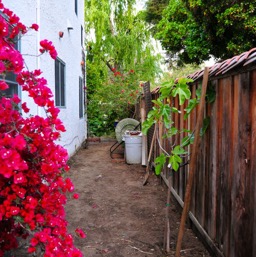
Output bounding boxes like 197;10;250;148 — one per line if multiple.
79;77;83;118
75;0;78;15
81;25;83;46
55;58;65;107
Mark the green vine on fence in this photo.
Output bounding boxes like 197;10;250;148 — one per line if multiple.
142;77;215;174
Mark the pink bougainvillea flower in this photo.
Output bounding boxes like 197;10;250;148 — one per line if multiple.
9;14;19;25
10;206;20;216
75;228;86;238
27;247;36;253
13;172;26;184
30;23;39;31
65;178;74;192
39;39;58;59
0;1;83;256
73;193;79;199
0;81;9;90
0;16;9;37
21;102;30;113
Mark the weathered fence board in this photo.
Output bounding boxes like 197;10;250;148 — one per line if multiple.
143;61;256;256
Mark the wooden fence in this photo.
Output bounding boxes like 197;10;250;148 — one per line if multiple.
143;63;256;257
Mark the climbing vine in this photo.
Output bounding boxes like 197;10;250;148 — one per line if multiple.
142;77;215;174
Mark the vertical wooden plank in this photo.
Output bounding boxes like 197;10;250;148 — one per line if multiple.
200;103;206;227
251;70;256;257
229;76;239;257
204;101;210;233
179;104;184;200
193;82;206;227
208;79;218;240
183;99;189;200
221;76;233;257
173;96;179;192
216;79;223;249
230;72;252;257
190;84;197;215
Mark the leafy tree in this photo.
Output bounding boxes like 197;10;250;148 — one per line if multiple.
146;0;256;65
144;0;169;26
85;0;162;136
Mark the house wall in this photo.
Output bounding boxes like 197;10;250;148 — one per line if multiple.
2;0;87;156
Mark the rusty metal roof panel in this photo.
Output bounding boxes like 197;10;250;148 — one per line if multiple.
187;47;256;81
243;51;256;66
151;86;160;94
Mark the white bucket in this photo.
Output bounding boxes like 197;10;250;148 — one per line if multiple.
124;135;142;164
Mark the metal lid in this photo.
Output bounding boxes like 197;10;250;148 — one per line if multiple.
115;118;140;142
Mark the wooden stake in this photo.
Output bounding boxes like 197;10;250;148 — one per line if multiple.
142;125;156;186
175;67;209;257
164;174;172;252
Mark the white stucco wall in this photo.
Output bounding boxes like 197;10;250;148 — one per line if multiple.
2;0;87;156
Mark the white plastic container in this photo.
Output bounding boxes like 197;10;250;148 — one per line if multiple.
123;134;142;164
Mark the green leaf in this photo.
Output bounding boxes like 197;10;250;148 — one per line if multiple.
159;79;175;98
206;84;216;103
151;99;161;106
181;136;190;147
172;83;191;105
169;154;182;171
160;104;171;118
167;126;178;137
171;107;180;113
147;108;158;119
142;119;154;135
172;145;187;155
155;153;166;175
200;116;210;136
181;134;194;147
184;98;198;120
181;128;192;133
14;215;24;223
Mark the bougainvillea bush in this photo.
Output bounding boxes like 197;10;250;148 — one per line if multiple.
0;1;84;256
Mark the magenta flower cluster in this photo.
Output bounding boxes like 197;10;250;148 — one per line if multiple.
0;1;84;256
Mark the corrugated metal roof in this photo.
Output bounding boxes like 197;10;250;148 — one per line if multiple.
188;47;256;81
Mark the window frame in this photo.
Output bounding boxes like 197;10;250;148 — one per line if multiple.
55;58;66;108
0;12;21;98
79;76;84;118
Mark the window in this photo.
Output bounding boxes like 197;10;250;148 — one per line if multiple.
75;0;78;15
0;15;20;98
55;58;65;107
79;77;83;118
0;72;20;98
81;25;83;46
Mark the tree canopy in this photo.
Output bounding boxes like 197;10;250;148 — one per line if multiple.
85;0;162;136
144;0;256;65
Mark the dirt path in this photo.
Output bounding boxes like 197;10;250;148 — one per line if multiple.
66;142;211;257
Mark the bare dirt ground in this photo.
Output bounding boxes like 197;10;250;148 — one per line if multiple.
66;141;211;257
